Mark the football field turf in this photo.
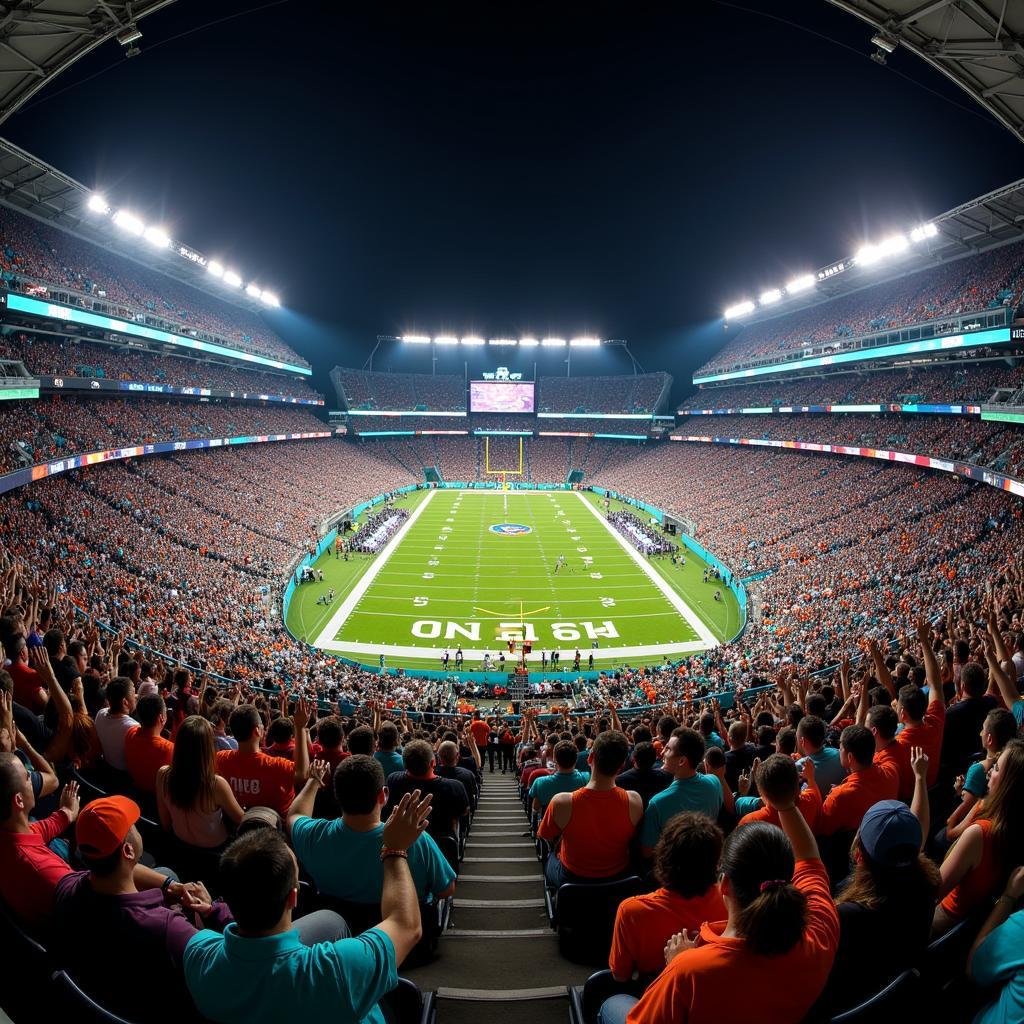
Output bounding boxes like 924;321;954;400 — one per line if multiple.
287;489;742;672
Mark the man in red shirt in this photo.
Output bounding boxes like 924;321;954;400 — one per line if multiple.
738;754;821;831
817;724;898;836
6;636;47;714
124;694;174;792
0;752;79;928
215;701;310;815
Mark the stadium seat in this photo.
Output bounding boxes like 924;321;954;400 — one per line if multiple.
379;978;437;1024
567;969;649;1024
51;970;145;1024
0;896;51;988
828;968;920;1023
306;889;453;964
549;876;645;965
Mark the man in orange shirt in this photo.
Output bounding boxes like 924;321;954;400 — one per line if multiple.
215;701;310;816
886;619;945;788
865;704;913;801
817;724;898;836
539;730;643;886
610;812;726;981
468;711;490;756
123;695;173;793
738;754;821;831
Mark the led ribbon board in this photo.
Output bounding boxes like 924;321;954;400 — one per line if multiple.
0;431;331;496
668;434;1024;499
692;326;1013;385
5;292;312;376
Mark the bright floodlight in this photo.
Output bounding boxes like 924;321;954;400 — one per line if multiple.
569;336;600;347
518;337;539;347
112;209;145;236
87;193;110;215
246;283;262;298
260;291;280;308
223;270;242;287
724;300;755;320
785;273;815;294
143;225;170;249
401;334;431;344
433;335;458;345
460;336;485;346
541;337;566;347
880;234;908;256
910;222;939;243
207;260;224;279
759;289;782;305
857;243;880;265
488;338;518;346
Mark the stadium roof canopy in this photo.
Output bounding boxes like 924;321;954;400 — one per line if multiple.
828;0;1024;144
0;1;174;125
0;136;272;316
735;174;1024;326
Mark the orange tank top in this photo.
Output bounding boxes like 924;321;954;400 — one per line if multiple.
560;786;635;879
941;818;1001;919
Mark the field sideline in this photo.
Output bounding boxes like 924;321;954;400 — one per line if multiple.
286;489;743;672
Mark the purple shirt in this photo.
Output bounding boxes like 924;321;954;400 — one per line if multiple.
53;870;233;1018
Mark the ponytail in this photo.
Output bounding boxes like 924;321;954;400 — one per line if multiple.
721;822;808;957
736;880;807;956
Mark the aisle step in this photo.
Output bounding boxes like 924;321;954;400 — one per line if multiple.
438;987;566;1001
466;841;533;849
465;829;525;837
462;856;535;863
447;927;552;938
453;904;548;930
454;897;544;908
457;873;544;882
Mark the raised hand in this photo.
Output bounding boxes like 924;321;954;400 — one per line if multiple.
309;759;330;789
59;780;81;822
382;789;433;852
911;746;928;782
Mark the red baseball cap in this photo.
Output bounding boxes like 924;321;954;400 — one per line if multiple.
76;796;141;858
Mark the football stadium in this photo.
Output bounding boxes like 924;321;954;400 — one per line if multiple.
3;3;1024;1024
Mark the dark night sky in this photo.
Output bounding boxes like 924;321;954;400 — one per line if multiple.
6;0;1024;400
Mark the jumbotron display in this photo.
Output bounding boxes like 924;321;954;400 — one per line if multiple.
469;379;535;413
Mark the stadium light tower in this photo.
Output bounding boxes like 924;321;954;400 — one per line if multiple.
87;194;110;215
112;209;145;236
724;300;755;320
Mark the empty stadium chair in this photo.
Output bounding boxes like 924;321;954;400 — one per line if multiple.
568;969;650;1024
549;876;645;965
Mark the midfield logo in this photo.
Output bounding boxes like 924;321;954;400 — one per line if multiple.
489;523;532;536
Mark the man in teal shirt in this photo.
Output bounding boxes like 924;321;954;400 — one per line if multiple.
185;789;431;1024
373;721;405;778
795;716;846;797
968;868;1024;1024
530;741;588;815
640;727;724;856
288;756;455;905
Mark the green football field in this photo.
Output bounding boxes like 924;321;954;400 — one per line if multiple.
287;489;742;672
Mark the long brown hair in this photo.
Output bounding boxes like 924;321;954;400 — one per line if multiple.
837;843;940;910
167;715;218;812
977;739;1024;866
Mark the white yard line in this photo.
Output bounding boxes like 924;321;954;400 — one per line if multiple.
573;491;718;647
312;489;438;648
318;638;712;659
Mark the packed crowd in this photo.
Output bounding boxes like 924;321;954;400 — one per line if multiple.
699;239;1024;373
673;412;1017;470
0;207;305;366
1;332;320;401
538;373;671;415
0;397;326;472
3;577;1024;1022
680;357;1024;410
336;369;466;412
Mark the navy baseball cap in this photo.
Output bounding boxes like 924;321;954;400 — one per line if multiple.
859;800;921;867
